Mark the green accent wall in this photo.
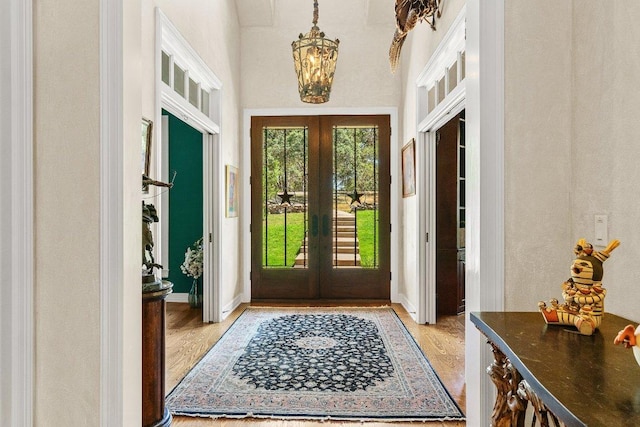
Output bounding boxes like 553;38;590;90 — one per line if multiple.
164;110;203;294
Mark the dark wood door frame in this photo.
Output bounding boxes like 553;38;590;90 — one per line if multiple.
250;115;390;300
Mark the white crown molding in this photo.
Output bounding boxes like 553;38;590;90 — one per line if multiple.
416;5;466;88
157;9;222;92
417;81;466;133
100;0;124;425
160;88;220;135
4;0;35;424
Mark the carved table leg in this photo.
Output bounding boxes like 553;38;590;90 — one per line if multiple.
517;380;566;427
487;342;527;427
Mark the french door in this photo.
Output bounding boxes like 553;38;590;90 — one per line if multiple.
250;115;390;300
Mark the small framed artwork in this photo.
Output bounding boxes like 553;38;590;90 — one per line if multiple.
402;138;416;198
225;165;239;218
142;118;153;192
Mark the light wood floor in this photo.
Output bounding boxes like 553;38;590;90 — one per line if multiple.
166;302;466;426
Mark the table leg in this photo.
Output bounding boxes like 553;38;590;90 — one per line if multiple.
517;380;565;427
487;342;527;427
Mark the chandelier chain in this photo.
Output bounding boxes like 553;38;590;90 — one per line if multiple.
313;0;319;26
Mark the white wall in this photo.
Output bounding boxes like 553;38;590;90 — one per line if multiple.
571;2;640;321
123;0;144;422
503;1;573;309
141;0;243;311
502;1;640;318
34;0;102;423
0;0;12;420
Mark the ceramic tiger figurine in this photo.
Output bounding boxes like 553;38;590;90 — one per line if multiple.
538;238;620;335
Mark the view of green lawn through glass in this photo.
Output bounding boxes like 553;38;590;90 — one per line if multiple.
262;210;378;268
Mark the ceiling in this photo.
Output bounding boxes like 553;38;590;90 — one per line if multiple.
235;0;396;30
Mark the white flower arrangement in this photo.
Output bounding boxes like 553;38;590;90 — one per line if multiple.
180;237;203;279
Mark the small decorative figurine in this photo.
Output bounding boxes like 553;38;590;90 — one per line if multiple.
614;325;640;367
538;238;620;335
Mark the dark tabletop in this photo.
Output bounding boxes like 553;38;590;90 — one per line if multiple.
471;311;640;427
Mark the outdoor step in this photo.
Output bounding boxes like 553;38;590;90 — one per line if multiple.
334;219;355;226
298;231;357;239
301;237;359;247
335;231;357;238
335;225;356;231
293;210;362;268
293;252;361;266
334;254;361;266
298;246;359;254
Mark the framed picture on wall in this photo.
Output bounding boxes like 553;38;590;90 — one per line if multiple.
402;138;416;197
226;165;239;218
141;118;153;193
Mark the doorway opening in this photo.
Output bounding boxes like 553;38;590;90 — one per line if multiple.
435;110;465;317
161;110;204;302
250;115;391;300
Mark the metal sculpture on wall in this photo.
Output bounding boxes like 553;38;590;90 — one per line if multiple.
389;0;442;73
142;174;174;290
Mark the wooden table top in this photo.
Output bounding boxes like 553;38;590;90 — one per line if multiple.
471;311;640;427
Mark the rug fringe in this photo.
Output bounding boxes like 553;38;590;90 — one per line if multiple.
172;411;465;423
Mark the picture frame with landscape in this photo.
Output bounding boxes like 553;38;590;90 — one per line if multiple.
401;138;416;197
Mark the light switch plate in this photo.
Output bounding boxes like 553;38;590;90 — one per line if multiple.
594;215;608;246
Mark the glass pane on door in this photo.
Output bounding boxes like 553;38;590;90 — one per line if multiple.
261;127;309;269
332;126;380;269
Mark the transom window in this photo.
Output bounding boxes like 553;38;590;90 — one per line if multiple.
161;50;212;118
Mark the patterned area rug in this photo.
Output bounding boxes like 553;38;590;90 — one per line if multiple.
166;307;465;421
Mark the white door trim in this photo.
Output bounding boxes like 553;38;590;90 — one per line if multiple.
465;0;506;424
100;0;125;425
242;107;399;303
155;8;222;322
417;94;466;325
2;0;34;424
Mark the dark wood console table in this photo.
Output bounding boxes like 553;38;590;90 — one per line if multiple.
143;282;173;427
471;312;640;427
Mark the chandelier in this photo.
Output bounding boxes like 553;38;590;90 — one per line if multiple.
291;0;339;104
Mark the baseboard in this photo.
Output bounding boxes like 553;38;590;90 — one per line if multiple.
220;294;243;321
397;293;419;323
166;292;188;303
165;293;242;322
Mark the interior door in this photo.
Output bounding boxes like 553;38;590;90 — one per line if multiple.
435;112;465;315
251;115;390;300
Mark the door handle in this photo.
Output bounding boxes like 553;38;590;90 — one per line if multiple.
311;215;318;237
322;214;329;237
